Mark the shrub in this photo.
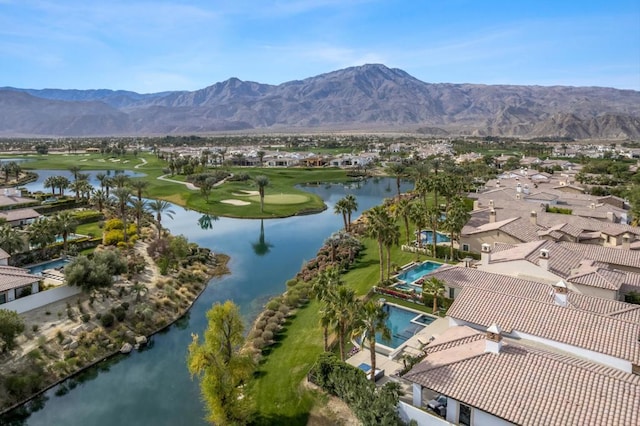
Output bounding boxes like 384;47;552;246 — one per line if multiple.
112;307;126;322
261;330;274;342
104;218;124;231
265;322;279;333
81;313;91;323
252;337;265;349
100;313;115;327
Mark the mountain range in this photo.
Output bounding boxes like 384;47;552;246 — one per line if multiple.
1;64;639;139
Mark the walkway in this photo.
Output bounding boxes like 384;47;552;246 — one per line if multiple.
134;157;148;169
157;174;199;190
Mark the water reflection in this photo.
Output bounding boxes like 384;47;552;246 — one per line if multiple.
251;219;273;256
197;214;219;231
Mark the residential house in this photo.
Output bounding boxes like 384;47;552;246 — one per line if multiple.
0;265;42;305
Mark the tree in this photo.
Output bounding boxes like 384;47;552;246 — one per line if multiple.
334;198;349;231
0;224;25;258
425;204;441;258
28;217;57;250
112;187;132;243
386;163;406;198
391;197;412;245
130;199;148;237
130;180;148;201
91;189;108;212
382;219;400;279
52;211;78;252
343;194;358;232
0;309;24;352
351;300;390;382
188;301;255;425
43;176;57;196
365;206;394;283
326;286;357;361
254;175;269;213
422;277;446;313
65;256;112;293
312;267;343;351
443;197;470;258
148;199;175;239
257;150;265;167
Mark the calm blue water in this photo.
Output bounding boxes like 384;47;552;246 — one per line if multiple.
4;175;413;426
376;304;428;349
421;230;450;244
397;261;443;283
27;258;70;275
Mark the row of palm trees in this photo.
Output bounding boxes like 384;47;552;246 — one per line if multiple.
312;267;390;382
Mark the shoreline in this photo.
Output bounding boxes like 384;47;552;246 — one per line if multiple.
0;245;230;417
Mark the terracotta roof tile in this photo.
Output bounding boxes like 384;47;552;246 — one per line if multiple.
560;241;640;270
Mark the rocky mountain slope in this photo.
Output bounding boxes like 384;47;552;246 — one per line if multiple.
1;64;638;138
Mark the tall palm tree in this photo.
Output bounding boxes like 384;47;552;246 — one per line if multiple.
52;211;78;252
327;285;356;361
425;204;442;258
365;205;393;283
112;187;132;242
130;180;148;201
257;150;266;167
422;277;446;314
54;176;70;196
0;224;25;259
148;199;175;239
334;198;349;231
312;267;343;351
409;203;428;250
255;175;269;213
392;197;412;245
68;165;81;185
95;173;107;192
387;163;406;198
112;174;130;189
91;189;108;212
383;220;400;279
444;197;471;259
343;194;358;232
131;199;148;237
352;300;390;382
44;176;57;196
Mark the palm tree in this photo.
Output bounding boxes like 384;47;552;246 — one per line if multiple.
130;180;148;201
0;224;25;259
387;163;406;198
52;211;78;252
257;150;266;167
255;175;269;213
132;282;148;302
352;300;390;382
44;176;57;196
334;198;349;231
444;197;470;259
95;173;107;192
383;220;400;279
28;217;57;250
409;203;428;250
131;199;148;237
392;198;412;245
54;176;70;196
112;174;130;189
312;267;343;351
365;206;394;283
112;187;132;242
422;277;446;314
68;165;81;185
91;189;108;212
343;194;358;232
425;204;442;258
148;199;175;239
327;286;356;361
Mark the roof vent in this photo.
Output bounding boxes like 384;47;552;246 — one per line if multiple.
539;248;549;259
553;280;568;307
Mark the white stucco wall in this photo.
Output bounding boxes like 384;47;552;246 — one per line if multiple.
398;401;451;426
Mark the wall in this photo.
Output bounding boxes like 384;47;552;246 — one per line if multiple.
398;401;451;426
2;285;82;314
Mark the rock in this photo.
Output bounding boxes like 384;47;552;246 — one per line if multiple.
120;343;133;354
61;337;72;346
69;341;79;350
134;344;140;351
107;344;115;351
135;335;147;346
84;323;97;332
125;330;135;339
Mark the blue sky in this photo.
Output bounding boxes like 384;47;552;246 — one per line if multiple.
1;0;639;92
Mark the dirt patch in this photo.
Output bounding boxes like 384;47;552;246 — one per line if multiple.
221;199;251;206
304;380;360;426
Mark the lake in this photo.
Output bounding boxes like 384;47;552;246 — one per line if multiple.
3;175;411;425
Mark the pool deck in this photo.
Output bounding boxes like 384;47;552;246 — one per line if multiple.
347;316;451;378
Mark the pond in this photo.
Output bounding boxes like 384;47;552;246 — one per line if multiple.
3;176;413;426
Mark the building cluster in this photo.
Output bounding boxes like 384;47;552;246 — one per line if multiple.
397;166;640;425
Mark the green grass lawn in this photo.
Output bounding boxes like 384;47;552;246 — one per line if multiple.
76;221;103;240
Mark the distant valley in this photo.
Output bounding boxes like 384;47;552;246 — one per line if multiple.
1;64;639;139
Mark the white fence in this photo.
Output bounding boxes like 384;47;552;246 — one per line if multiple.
2;285;82;314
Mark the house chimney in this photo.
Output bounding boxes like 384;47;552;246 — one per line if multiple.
489;209;496;223
489;199;495;208
516;193;521;200
553;280;568;307
590;202;596;209
606;212;615;223
523;184;530;195
530;211;538;226
516;183;522;193
539;248;550;271
622;233;631;250
473;200;479;210
485;324;503;354
481;243;492;266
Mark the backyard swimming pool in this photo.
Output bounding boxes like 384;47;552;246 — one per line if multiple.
421;230;451;244
376;304;435;349
27;258;70;275
396;261;443;283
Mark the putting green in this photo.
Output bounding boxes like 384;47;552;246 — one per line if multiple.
249;193;309;205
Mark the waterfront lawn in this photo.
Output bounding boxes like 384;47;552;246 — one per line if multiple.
249;301;324;425
76;221;103;240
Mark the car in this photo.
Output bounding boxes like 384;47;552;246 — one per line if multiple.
427;394;447;417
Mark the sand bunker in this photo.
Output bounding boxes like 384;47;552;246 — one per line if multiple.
232;190;260;196
221;199;251;206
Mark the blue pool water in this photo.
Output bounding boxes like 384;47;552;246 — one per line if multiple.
396;261;443;283
27;258;70;275
376;304;435;349
421;230;450;244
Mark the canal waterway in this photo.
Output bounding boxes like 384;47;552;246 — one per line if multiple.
5;175;411;425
